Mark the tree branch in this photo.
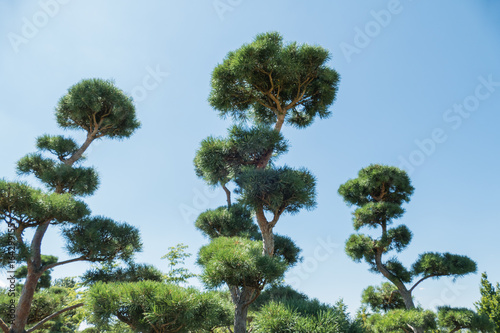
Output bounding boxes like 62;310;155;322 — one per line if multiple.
26;303;84;332
41;256;88;273
0;318;9;333
221;183;231;208
409;274;446;293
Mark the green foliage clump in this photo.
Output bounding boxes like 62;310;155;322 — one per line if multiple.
82;263;164;285
209;31;340;128
56;78;140;139
252;300;363;333
62;216;142;262
196;204;257;239
198;237;287;289
235;166;316;214
366;309;436;332
86;281;232;333
437;306;494;332
476;273;500;332
194;125;288;186
361;282;406;313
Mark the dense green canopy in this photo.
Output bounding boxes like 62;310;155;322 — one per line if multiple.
197;237;287;290
56;78;140;139
86;281;232;333
209;31;340;128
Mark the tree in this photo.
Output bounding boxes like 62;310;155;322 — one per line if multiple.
161;243;196;284
338;164;478;333
0;78;142;333
194;31;340;332
205;31;340;256
476;273;500;332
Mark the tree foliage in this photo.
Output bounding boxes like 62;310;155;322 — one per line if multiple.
197;237;287;290
86;281;232;333
161;243;197;284
361;282;405;313
209;31;340;128
476;273;500;332
437;306;494;332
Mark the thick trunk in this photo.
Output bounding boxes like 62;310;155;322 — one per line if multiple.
229;285;259;333
233;302;249;333
10;271;41;333
261;230;274;257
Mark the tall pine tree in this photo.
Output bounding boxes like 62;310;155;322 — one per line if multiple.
0;78;142;333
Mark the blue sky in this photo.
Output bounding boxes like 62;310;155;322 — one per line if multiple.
1;0;499;315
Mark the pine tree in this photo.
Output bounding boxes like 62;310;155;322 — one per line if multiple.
0;78;142;333
194;31;340;332
338;164;479;333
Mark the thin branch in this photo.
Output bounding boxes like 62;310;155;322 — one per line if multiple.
0;318;9;333
221;183;231;208
26;303;84;332
409;274;446;293
42;256;88;272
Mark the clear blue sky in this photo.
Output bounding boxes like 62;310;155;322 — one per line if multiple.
1;0;499;315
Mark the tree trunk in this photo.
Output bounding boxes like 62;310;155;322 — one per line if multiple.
229;285;259;333
233;301;249;333
255;206;274;256
261;229;274;257
10;271;41;333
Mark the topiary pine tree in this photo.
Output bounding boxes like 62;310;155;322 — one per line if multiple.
194;32;340;333
338;164;478;333
0;78;142;333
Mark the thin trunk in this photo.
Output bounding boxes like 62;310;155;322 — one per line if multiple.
256;114;285;169
255;206;274;256
64;135;94;166
222;183;231;208
8;130;93;332
374;250;424;333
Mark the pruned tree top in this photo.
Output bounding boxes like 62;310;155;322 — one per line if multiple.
56;78;140;139
197;237;287;290
209;31;340;129
338;164;414;208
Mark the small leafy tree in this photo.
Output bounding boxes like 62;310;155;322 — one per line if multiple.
194;31;340;332
476;273;500;332
0;78;142;333
338;164;478;333
161;243;196;284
